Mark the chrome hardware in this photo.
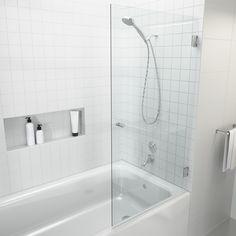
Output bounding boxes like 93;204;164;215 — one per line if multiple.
216;129;230;135
142;184;147;189
142;154;154;167
115;122;125;128
183;167;190;178
216;124;236;135
216;124;236;173
148;34;158;40
191;35;199;48
148;141;157;154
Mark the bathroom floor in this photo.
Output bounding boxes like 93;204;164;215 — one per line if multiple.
206;219;236;236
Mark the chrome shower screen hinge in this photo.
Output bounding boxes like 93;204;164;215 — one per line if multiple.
191;35;199;47
183;167;190;178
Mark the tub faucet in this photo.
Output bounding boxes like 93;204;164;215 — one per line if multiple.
142;154;154;167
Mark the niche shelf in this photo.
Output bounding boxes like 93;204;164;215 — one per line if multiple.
4;108;85;152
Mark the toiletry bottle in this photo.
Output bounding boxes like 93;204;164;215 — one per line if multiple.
25;117;35;146
70;110;79;136
36;124;44;144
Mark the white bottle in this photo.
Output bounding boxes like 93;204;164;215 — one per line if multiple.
25;117;35;146
70;110;79;136
36;124;44;144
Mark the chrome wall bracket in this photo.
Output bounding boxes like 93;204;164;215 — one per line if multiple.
183;167;190;178
191;35;199;48
115;122;125;128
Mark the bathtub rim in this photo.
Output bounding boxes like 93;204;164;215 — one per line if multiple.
0;160;186;208
0;163;111;208
97;191;190;236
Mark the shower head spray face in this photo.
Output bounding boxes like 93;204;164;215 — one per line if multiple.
122;18;134;26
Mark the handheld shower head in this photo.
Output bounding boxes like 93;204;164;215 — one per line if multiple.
121;18;161;125
121;17;147;43
122;18;134;26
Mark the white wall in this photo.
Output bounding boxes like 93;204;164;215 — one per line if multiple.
231;174;236;219
188;0;236;235
230;8;236;217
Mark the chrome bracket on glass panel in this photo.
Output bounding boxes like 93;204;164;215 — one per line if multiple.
115;122;125;128
183;167;190;178
191;35;199;47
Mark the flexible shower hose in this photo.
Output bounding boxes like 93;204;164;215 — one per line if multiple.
141;39;161;125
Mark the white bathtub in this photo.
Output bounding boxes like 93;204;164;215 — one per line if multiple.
112;162;185;225
0;161;189;236
0;166;111;236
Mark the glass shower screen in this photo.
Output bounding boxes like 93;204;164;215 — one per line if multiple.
111;4;200;226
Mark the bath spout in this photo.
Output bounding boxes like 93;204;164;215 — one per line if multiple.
142;154;154;167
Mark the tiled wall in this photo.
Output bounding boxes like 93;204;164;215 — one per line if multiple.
7;134;110;192
0;0;204;196
0;0;111;196
112;0;204;190
0;0;110;117
0;0;165;197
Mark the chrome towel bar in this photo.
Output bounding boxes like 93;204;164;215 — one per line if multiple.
216;129;230;135
216;124;236;135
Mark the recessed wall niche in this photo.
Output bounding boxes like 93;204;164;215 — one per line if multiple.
4;108;85;151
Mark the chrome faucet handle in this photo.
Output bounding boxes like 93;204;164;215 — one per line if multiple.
148;141;157;153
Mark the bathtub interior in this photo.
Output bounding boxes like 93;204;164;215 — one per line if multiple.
0;161;185;236
112;161;185;225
